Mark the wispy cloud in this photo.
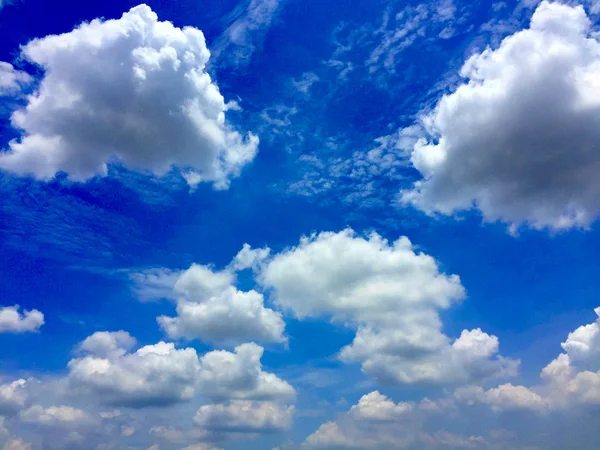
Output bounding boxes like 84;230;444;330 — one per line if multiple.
211;0;283;68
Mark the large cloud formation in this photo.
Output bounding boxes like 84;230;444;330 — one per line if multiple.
0;4;258;188
304;308;600;449
259;229;517;385
401;1;600;231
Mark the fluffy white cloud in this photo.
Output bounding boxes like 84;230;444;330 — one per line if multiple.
348;391;412;421
454;384;547;412
67;332;202;407
20;405;94;427
0;305;44;333
77;330;137;359
261;229;464;320
197;342;295;402
143;263;286;345
158;285;285;345
538;306;600;406
303;391;435;449
0;4;258;187
260;229;516;385
463;306;600;411
401;1;600;231
0;62;31;95
0;379;28;415
66;332;293;408
194;400;294;433
231;244;271;271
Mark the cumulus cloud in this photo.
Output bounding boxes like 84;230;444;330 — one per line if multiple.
76;330;137;359
197;342;295;402
136;262;285;346
0;305;44;333
455;306;600;412
454;384;547;412
303;391;436;449
348;391;412;421
20;405;94;427
67;334;202;408
0;379;29;415
194;400;294;433
0;4;258;187
231;244;271;271
0;62;32;96
401;1;600;231
66;332;293;408
260;229;516;385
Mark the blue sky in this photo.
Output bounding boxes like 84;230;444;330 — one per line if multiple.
2;0;600;448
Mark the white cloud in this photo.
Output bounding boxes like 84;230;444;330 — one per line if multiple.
3;440;32;450
194;400;294;433
20;405;94;427
260;229;516;385
291;72;319;94
401;1;600;231
231;244;271;271
0;305;44;333
66;332;293;408
348;391;412;421
460;306;600;411
137;262;285;346
0;62;32;96
0;4;258;188
0;379;28;415
183;444;223;450
197;342;295;402
454;384;547;412
261;229;464;321
303;391;422;449
77;330;137;359
129;268;181;302
67;332;202;407
211;0;282;67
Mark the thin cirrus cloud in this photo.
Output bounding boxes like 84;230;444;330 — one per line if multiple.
401;1;600;232
0;4;258;188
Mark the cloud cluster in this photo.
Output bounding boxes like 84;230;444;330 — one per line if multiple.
260;229;516;385
132;261;285;346
0;306;44;333
66;332;293;408
0;379;29;415
157;264;286;345
0;4;258;188
401;1;600;231
304;305;600;450
450;305;600;417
